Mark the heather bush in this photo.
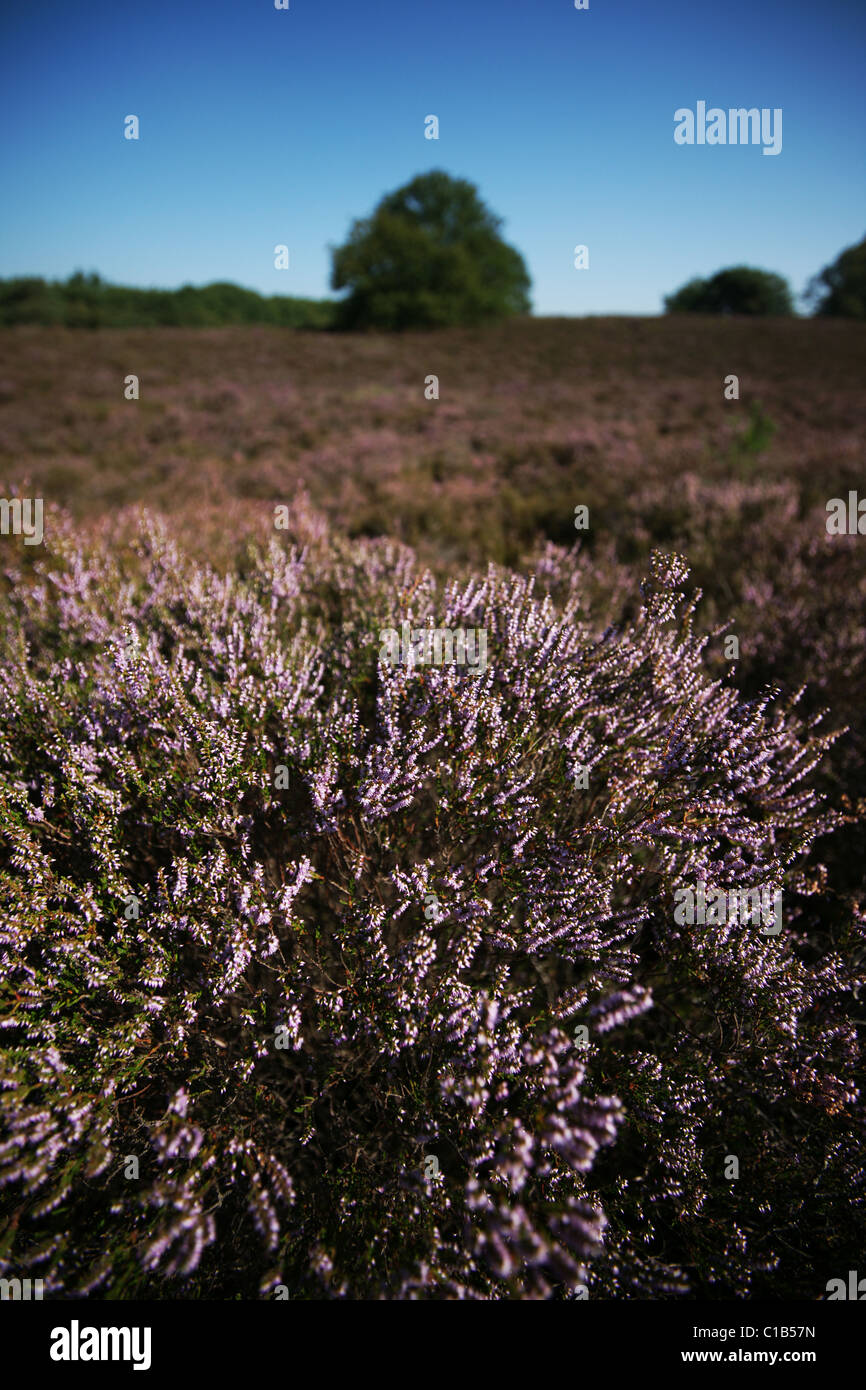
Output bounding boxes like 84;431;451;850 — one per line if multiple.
0;503;863;1299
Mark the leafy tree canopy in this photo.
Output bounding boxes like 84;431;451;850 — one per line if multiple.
804;234;866;318
664;265;794;316
330;170;532;330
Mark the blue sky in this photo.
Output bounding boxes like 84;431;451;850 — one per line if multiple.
1;0;864;314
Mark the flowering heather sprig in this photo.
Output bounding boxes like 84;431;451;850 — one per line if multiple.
0;506;862;1299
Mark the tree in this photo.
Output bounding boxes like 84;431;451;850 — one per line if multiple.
804;234;866;318
330;171;531;330
664;265;794;316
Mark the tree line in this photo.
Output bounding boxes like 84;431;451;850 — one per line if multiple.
1;172;863;328
0;273;335;329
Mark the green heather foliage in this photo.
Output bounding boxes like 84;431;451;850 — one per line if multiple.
664;266;795;316
0;500;862;1299
805;234;866;319
330;171;532;329
0;273;336;330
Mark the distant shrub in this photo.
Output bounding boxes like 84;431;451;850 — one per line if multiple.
0;505;861;1300
664;266;794;315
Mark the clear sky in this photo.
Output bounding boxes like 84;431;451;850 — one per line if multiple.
1;0;864;315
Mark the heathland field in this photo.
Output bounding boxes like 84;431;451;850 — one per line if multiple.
2;318;864;570
1;317;865;1300
4;317;865;815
